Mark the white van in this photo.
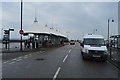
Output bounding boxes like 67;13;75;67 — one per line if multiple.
81;34;108;61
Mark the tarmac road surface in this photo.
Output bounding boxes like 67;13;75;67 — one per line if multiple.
2;43;119;80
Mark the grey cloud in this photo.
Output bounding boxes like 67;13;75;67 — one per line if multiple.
2;2;118;39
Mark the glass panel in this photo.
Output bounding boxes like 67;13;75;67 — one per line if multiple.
84;38;105;45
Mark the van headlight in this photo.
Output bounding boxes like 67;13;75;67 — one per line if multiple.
104;50;108;54
83;49;89;53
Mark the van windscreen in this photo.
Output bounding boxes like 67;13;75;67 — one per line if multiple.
83;38;105;45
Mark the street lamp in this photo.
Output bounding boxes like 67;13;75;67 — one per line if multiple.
20;0;23;51
108;19;114;47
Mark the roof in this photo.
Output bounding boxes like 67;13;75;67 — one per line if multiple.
25;21;51;34
110;35;120;38
24;21;67;38
83;34;104;39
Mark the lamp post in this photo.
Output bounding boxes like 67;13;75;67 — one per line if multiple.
20;0;23;51
108;19;114;47
108;19;114;60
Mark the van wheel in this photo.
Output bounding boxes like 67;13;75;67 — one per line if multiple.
81;51;83;54
102;58;107;62
82;55;86;60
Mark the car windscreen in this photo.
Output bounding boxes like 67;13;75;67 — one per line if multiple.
83;38;105;45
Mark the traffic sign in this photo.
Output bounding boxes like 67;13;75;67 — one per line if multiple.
3;35;9;40
19;30;24;35
4;30;9;34
9;29;14;31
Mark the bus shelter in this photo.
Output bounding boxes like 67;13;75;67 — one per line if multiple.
23;17;68;49
23;32;68;49
110;35;120;48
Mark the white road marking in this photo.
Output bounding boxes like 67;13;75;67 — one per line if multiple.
53;67;61;80
18;57;22;59
30;54;33;55
16;59;22;61
69;49;71;53
25;55;28;57
3;61;9;64
63;54;68;63
9;62;15;64
12;58;17;61
28;54;32;56
39;51;42;53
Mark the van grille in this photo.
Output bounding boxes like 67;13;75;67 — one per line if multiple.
89;50;104;54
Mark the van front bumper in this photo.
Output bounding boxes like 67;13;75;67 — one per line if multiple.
82;52;108;60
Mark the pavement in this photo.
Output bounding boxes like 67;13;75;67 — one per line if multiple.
1;44;63;53
2;43;119;80
108;47;120;69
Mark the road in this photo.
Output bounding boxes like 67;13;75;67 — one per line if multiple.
2;43;119;80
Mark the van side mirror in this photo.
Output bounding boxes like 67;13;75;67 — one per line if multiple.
81;43;84;47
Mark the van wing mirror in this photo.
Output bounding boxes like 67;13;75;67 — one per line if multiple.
81;43;84;47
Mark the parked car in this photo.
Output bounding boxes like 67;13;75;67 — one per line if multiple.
81;34;108;61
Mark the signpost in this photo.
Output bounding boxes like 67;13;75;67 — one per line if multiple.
3;28;14;50
3;30;9;49
19;29;24;51
4;30;9;34
19;30;24;35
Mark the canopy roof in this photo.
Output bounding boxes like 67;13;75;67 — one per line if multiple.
24;21;67;38
110;35;120;38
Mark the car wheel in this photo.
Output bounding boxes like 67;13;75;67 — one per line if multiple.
82;55;86;60
102;58;107;62
81;51;83;54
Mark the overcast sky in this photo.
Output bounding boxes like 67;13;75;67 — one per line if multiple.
1;0;119;40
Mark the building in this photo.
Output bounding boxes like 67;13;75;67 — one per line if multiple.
23;17;68;48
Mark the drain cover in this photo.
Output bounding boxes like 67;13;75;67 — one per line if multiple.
35;58;45;61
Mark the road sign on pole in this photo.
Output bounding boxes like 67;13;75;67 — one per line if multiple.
3;35;9;40
4;30;9;34
9;29;14;31
19;30;24;35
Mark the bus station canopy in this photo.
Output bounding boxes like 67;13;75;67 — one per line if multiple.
110;35;120;38
24;21;67;38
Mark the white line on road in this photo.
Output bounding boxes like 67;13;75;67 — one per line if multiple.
9;61;15;64
53;67;61;80
16;59;22;62
25;55;28;57
69;49;71;53
12;58;17;61
28;54;32;56
3;61;9;64
63;54;68;63
18;57;22;59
